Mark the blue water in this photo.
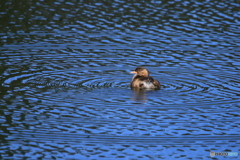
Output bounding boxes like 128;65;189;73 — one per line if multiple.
0;0;239;159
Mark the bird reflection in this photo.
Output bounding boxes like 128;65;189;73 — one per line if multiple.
131;88;157;103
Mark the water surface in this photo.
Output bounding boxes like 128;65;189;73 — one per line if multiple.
0;0;239;159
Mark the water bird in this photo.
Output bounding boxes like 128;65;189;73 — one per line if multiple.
130;67;160;89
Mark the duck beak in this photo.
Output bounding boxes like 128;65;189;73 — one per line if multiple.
130;71;137;74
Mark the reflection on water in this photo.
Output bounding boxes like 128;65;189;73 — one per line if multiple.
131;88;160;103
132;89;149;103
0;0;240;159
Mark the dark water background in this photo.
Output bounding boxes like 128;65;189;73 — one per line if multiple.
0;0;240;159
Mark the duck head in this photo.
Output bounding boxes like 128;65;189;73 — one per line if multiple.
130;67;150;78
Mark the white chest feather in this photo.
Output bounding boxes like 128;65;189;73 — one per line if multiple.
142;81;155;88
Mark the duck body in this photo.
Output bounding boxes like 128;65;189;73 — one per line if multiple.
130;67;160;89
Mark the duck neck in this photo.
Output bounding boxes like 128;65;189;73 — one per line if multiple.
133;74;147;80
132;74;137;80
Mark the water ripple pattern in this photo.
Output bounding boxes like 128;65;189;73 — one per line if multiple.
0;0;239;160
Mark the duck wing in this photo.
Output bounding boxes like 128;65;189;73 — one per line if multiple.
153;79;161;89
131;76;160;89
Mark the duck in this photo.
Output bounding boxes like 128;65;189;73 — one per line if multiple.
130;67;160;89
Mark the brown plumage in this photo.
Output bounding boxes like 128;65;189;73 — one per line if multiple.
130;67;160;89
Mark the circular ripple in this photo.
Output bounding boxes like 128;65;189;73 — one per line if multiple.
2;68;239;102
164;78;209;94
1;69;130;91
